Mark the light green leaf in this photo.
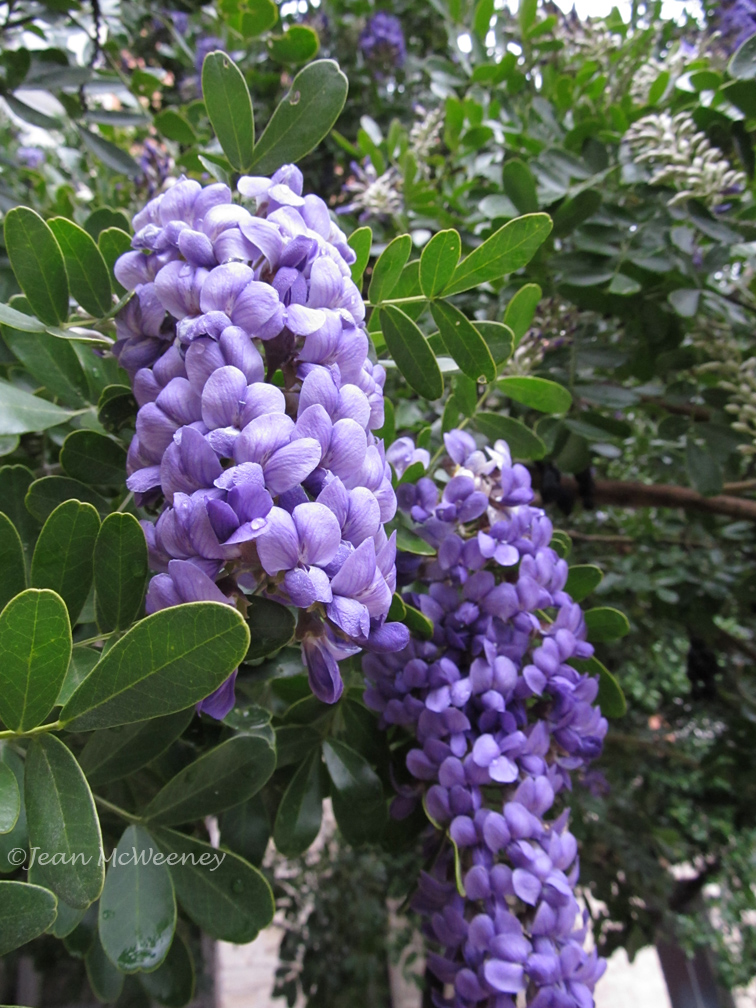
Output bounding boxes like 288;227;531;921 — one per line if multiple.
202;52;255;172
239;0;278;35
268;25;319;63
4;207;69;325
395;527;436;556
0;881;57;955
0;760;20;834
0;379;74;436
402;602;434;640
60;602;250;731
2;325;89;408
348;227;372;287
25;733;104;909
419;230;461;298
380;305;444;401
608;273;641;296
274;750;323;857
154;109;197;145
48;218;112;317
150;825;274;943
368;234;412;304
503;283;542;342
584;606;630;642
475;413;546;459
93;513;148;633
0;588;71;732
99;229;132;295
0;512;26;613
30;501;100;625
497;376;572;413
572;655;626;717
564;564;603;602
99;824;175;973
247;60;348;175
323;739;386;846
502;158;538;214
431;300;496;383
78;710;193;787
144;735;276;826
443;214;552;295
77;126;140;177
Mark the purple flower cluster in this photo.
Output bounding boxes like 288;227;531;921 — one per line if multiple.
359;11;406;70
713;0;756;52
114;166;407;716
364;430;607;1008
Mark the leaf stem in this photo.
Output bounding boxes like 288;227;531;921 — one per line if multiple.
74;629;118;648
367;295;428;307
0;719;63;741
94;795;141;823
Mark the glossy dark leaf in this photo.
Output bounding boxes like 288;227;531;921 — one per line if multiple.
0;881;58;955
4;207;69;325
551;189;602;237
245;596;295;660
564;565;603;603
584;606;630;642
268;25;319;62
139;932;195;1008
1;325;89;408
57;647;100;708
60;431;127;487
402;602;434;640
0;746;27;875
502;158;538;213
219;793;271;867
431;300;496;382
273;750;323;857
247;60;348;175
150;826;274;943
202;52;255;172
0;512;26;613
25;734;104;909
0;465;38;551
99;824;175;973
85;929;125;1003
78;710;193;786
0;588;71;732
48;218;112;317
93;513;148;632
686;440;723;497
0;760;21;834
380;305;443;401
30;501;100;624
61;602;249;730
323;739;386;845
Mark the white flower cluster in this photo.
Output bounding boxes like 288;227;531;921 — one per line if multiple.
723;357;756;456
409;105;443;178
339;160;403;220
624;112;746;209
629;40;699;106
691;319;756;457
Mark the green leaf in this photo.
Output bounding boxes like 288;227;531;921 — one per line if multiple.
275;723;321;768
48;218;112;317
348;227;372;287
443;214;552;295
219;793;270;867
0;512;26;613
502;158;538;214
419;230;461;298
395;527;436;556
99;824;176;973
85;929;125;1003
60;430;127;486
0;465;39;552
564;564;603;603
2;325;89;408
238;0;278;35
0;746;27;875
0;881;57;955
84;208;131;241
402;602;434;640
97;384;137;434
474;320;515;364
431;300;496;383
668;288;700;318
99;229;133;295
4;92;62;129
473;0;494;38
0;760;20;834
475;413;546;459
139;931;195;1007
150;825;274;943
144;735;275;826
77;126;140;177
60;602;250;731
551;190;601;237
4;207;69;325
93;513;148;633
0;588;71;732
57;647;100;708
368;234;412;304
0;379;75;436
573;656;626;717
503;283;542;342
30;501;100;625
79;710;193;786
323;739;386;846
247;60;348;175
380;305;443;401
686;441;723;497
268;25;319;63
245;596;295;660
24;479;108;527
550;530;572;559
497;376;571;413
25;734;104;908
584;606;630;642
154;109;197;145
607;273;641;296
273;750;323;857
202;52;255;172
729;33;756;80
28;861;85;938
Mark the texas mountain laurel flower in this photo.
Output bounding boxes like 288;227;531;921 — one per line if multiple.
114;166;407;716
359;11;406;71
366;431;607;1008
624;112;746;210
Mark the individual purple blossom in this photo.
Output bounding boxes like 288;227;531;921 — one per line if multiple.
194;35;224;75
364;432;608;1008
359;11;406;70
17;146;45;169
712;0;756;52
114;166;405;713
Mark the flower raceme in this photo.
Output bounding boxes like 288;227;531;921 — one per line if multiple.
114;167;407;715
367;431;607;1008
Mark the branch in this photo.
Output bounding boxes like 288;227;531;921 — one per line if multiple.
639;396;711;421
559;476;756;523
